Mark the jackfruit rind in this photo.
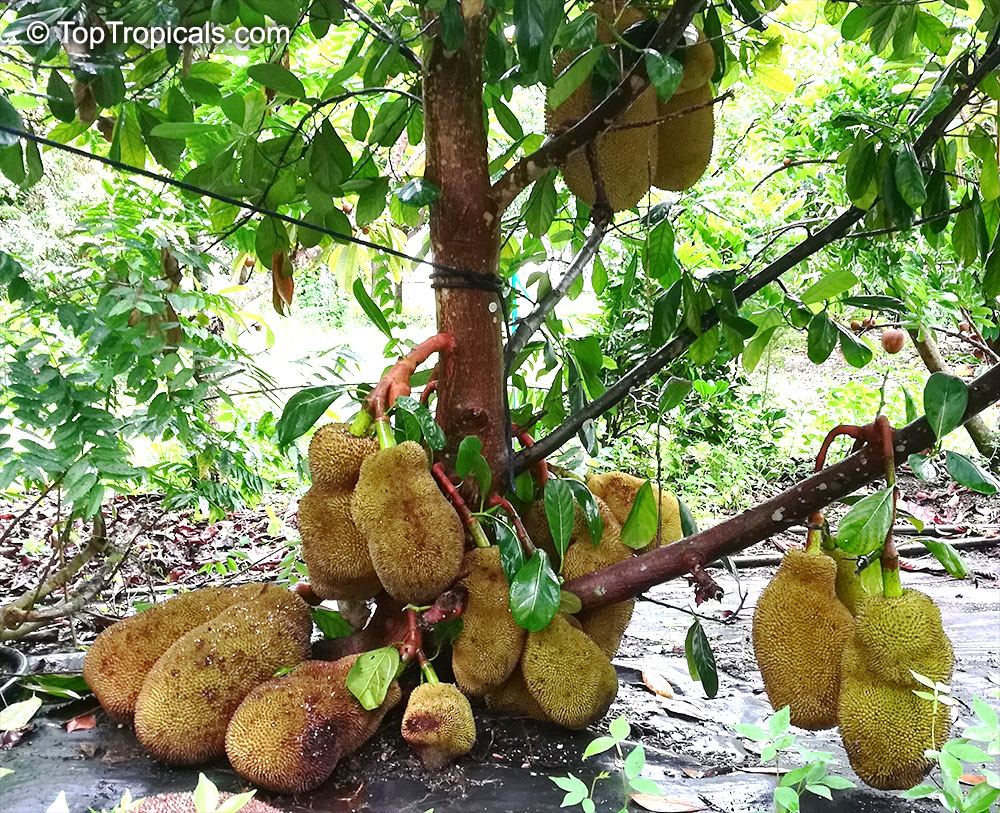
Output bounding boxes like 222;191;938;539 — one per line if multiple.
225;656;401;793
577;600;634;660
838;640;951;790
484;664;550;721
132;793;283;813
751;551;854;730
825;547;882;617
452;547;526;695
83;583;262;723
854;589;954;686
299;488;382;600
586;471;682;548
676;31;716;94
134;585;312;765
308;423;378;491
522;613;619;729
652;82;715;192
351;441;465;604
562;498;631;582
402;682;477;770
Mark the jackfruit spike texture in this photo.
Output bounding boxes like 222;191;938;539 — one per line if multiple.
451;547;526;695
83;583;262;723
577;601;635;660
522;613;619;729
308;423;378;492
652;82;715;192
299;489;382;601
225;656;401;794
547;51;659;212
825;547;882;617
838;638;951;790
854;589;954;687
402;682;477;770
562;497;631;582
484;664;550;722
351;441;465;604
134;585;312;765
585;471;682;548
751;550;854;730
133;793;283;813
676;31;716;94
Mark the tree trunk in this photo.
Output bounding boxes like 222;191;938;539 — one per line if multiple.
909;327;998;464
423;11;508;487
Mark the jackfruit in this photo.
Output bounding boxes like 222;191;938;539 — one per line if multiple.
576;602;634;660
593;1;647;45
299;489;382;601
751;550;854;730
133;793;282;813
562;497;631;580
838;635;951;790
586;471;682;548
308;423;378;492
825;547;882;617
522;497;585;561
451;547;526;695
401;682;477;770
134;584;312;765
83;584;261;722
547;49;659;212
225;656;401;793
676;31;716;94
652;82;715;192
521;613;619;729
351;441;465;604
484;663;550;721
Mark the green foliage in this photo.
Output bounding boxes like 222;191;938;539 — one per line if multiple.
508;549;561;633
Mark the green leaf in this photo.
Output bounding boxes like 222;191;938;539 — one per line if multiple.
0;695;41;731
509;550;561;632
566;479;604;546
660;377;692;411
684;620;718;699
392;396;446;451
544;478;577;562
837;487;894;555
514;0;562;84
903;386;918;423
351;103;371;140
894;143;927;209
643;50;684;101
620;480;658;549
916;537;968;579
945;450;999;494
837;326;873;368
647;220;675;279
397;178;440;207
807;312;838;363
149;122;220;139
769;705;791;737
908;453;937;481
46;71;76;123
802;269;859;305
247;63;307;99
346;646;401;711
549;48;602;110
456;436;492;499
846;139;877;208
524;171;557;238
352;278;394;339
193;773;220;813
311;119;353;192
275;385;342;447
582;736;617;758
924;373;969;441
623;744;645;779
312;607;356;639
438;0;467;51
677;498;697;537
0;93;25;148
356;176;390;226
492;99;524;140
609;715;631;741
494;518;525;585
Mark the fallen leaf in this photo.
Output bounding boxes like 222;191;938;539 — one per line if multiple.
961;774;986;786
66;713;96;732
631;795;707;812
642;670;675;698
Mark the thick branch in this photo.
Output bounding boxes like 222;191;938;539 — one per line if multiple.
493;0;705;212
515;35;1000;473
568;363;1000;609
505;212;610;365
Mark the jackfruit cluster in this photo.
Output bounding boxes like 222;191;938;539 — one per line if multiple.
402;681;477;770
751;550;854;730
299;423;382;601
225;656;401;793
132;793;282;813
351;440;465;604
838;589;954;790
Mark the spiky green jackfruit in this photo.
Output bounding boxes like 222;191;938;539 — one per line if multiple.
351;441;465;604
751;550;854;730
652;82;715;192
402;682;477;770
308;423;378;492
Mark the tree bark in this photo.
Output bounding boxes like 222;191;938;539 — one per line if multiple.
423;11;509;486
909;327;998;463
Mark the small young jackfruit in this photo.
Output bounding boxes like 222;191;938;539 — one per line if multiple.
838;637;951;790
299;489;382;601
308;423;378;492
351;441;465;604
652;82;715;192
824;547;882;617
133;793;282;813
134;585;312;765
451;547;526;695
225;656;401;793
522;614;619;729
585;471;682;548
484;663;550;722
402;682;477;770
83;583;261;722
751;551;854;730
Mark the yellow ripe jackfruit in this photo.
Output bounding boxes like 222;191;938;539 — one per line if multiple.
586;471;682;548
134;585;312;765
451;547;526;695
308;423;378;492
676;31;716;94
133;793;282;813
652;82;715;192
751;551;854;730
522;614;619;729
484;663;550;721
402;682;477;770
838;638;951;790
825;547;882;617
351;441;465;604
83;584;261;722
225;656;401;793
299;489;382;601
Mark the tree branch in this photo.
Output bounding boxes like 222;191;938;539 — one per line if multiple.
514;34;1000;473
340;0;422;69
492;0;705;213
567;362;1000;609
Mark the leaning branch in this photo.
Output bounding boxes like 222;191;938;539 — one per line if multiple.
515;35;1000;473
568;362;1000;609
492;0;705;213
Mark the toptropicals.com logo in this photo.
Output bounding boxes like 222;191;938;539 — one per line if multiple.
13;20;291;50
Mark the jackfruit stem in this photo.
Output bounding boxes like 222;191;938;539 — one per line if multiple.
487;496;537;557
375;418;397;450
804;512;825;555
349;410;374;437
418;653;440;685
431;463;491;548
513;425;549;490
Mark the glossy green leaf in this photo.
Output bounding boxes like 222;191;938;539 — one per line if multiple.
685;620;718;699
908;453;937;481
544;478;576;561
620;480;658;549
456;435;492;499
46;71;76;123
247;63;307;99
916;537;968;579
837;487;894;555
924;373;968;441
346;647;400;711
549;48;602;110
837;326;873;368
524;171;557;238
352;278;393;339
494;518;525;585
802;269;859;305
312;607;355;638
643;50;683;101
392;396;446;450
509;550;561;632
566;479;604;546
945;450;999;494
807;312;838;363
894;143;927;209
274;385;343;447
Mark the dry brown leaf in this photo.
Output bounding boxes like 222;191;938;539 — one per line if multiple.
66;713;96;732
642;670;675;698
630;794;707;812
961;774;986;786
